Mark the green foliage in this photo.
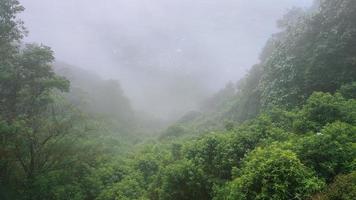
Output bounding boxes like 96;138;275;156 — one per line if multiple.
0;43;69;121
0;2;138;199
339;82;356;99
228;64;263;122
31;170;86;200
301;93;345;126
296;92;356;132
260;0;356;108
191;0;356;124
171;143;182;161
295;122;356;181
0;0;25;59
134;155;159;183
0;87;80;199
218;146;324;200
185;133;239;180
311;172;356;200
2;1;356;200
159;160;211;200
97;172;147;200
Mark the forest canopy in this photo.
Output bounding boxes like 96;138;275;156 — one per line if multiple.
0;0;355;200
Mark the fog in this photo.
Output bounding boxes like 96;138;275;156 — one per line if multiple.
19;0;312;120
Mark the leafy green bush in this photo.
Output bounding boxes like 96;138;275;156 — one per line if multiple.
295;122;356;181
185;134;238;180
312;172;356;200
217;146;324;200
296;92;356;132
159;160;212;200
97;172;146;200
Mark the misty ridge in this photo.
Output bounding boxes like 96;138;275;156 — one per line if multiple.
20;0;312;122
1;0;356;200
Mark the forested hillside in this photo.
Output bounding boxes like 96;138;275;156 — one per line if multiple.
166;0;356;134
1;0;355;200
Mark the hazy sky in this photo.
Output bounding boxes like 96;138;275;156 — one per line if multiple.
19;0;313;119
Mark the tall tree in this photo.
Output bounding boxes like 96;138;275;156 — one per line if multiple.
0;0;25;61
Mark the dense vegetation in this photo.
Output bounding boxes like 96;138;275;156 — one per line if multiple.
0;0;355;199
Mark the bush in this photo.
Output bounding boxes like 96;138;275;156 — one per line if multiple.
97;173;146;200
217;146;324;200
312;172;356;200
159;160;211;200
296;122;356;181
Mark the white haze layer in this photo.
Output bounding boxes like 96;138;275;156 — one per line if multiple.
19;0;312;120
